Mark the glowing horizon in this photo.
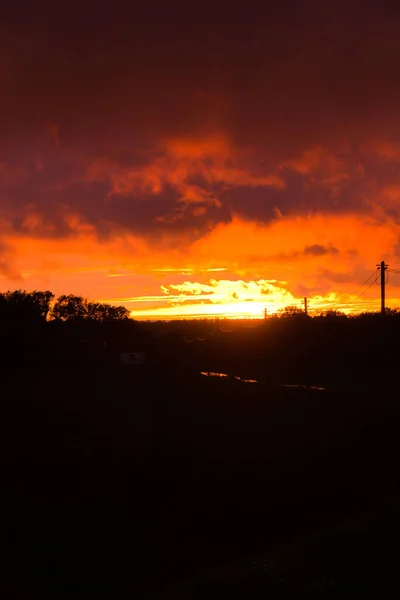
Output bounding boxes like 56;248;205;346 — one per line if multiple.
2;5;400;316
1;212;399;320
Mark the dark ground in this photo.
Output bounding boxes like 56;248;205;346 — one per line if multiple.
1;360;400;597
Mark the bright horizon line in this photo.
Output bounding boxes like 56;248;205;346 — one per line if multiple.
1;276;396;320
122;299;390;320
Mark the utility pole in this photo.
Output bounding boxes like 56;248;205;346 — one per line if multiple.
377;261;388;315
264;307;268;320
304;297;308;316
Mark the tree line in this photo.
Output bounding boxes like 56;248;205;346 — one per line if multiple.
0;290;130;323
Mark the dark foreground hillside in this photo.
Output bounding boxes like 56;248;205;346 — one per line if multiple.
1;356;400;597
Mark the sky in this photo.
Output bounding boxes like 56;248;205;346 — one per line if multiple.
2;0;400;318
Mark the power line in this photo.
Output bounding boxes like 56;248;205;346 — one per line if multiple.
376;261;389;314
218;319;264;333
328;269;378;310
184;263;396;323
343;277;377;308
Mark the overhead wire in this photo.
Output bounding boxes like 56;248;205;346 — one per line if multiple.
328;269;378;310
218;322;236;332
239;320;264;329
181;335;208;343
184;267;386;329
339;277;378;308
217;318;264;333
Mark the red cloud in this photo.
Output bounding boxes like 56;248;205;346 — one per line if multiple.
87;135;284;208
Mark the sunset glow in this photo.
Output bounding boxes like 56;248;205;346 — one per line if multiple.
3;211;400;319
2;4;400;318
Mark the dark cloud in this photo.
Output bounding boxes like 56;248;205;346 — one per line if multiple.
0;142;398;243
1;0;399;145
304;244;339;257
319;269;359;284
166;286;214;297
172;298;215;306
1;1;400;242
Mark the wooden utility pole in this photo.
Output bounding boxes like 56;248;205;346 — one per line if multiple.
304;297;308;316
377;261;388;315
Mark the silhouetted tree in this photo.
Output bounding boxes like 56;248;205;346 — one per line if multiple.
51;295;130;322
86;302;130;321
50;295;88;321
30;290;55;320
317;309;347;319
384;308;400;317
278;305;306;319
0;289;54;322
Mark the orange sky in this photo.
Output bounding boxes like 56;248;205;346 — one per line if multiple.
1;2;400;318
2;207;400;318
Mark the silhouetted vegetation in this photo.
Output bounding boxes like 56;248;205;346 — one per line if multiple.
0;289;54;322
51;293;130;321
3;291;400;597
